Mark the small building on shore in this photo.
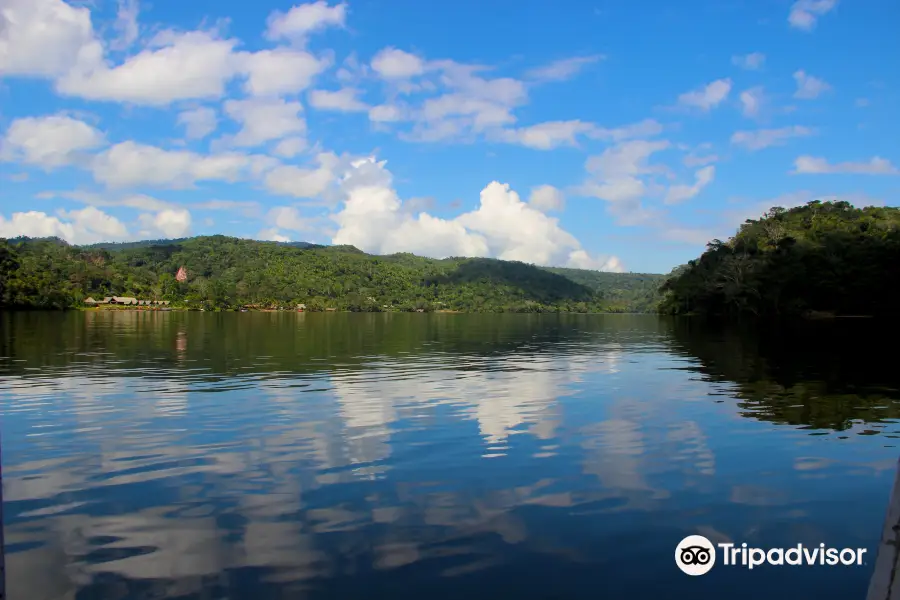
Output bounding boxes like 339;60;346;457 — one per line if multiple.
85;297;170;307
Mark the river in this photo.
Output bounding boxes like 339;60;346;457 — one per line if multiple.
1;311;898;599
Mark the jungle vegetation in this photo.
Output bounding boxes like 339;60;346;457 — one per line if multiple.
0;235;664;313
658;201;900;318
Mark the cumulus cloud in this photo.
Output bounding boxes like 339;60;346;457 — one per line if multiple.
578;139;670;207
329;158;622;271
273;137;309;158
138;208;192;238
495;120;595;150
223;98;306;147
0;0;103;78
731;126;815;151
793;70;831;99
677;78;732;111
370;47;426;79
177;107;218;140
265;1;347;42
792;156;899;175
263;152;341;198
739;87;765;117
1;114;105;168
788;0;837;31
91;141;276;188
237;48;330;97
308;88;369;112
367;55;532;144
368;104;407;123
57;30;240;105
664;166;715;204
731;52;765;70
2;1;331;104
258;228;291;242
528;185;565;212
524;55;604;82
0;207;128;244
266;206;310;231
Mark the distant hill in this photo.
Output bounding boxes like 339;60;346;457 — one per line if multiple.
79;237;321;251
659;200;900;317
1;235;664;312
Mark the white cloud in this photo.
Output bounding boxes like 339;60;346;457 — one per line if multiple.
528;185;565;212
739;87;765;117
524;55;604;82
91;142;276;188
731;126;815;151
788;0;837;31
664;166;715;205
379;59;530;143
793;70;831;99
1;114;105;168
273;137;309;158
38;190;176;212
0;207;128;244
0;0;103;78
263;152;339;198
581;139;670;203
589;119;664;142
57;30;240;105
267;206;310;231
176;107;218;140
265;1;347;42
576;139;673;225
793;156;899;175
308;88;368;112
368;104;406;123
496;120;594;150
677;78;732;111
138;208;192;238
237;49;330;97
855;98;870;108
258;228;291;242
330;157;621;271
223;98;306;147
731;52;765;70
110;0;141;51
370;47;425;79
683;153;718;168
567;250;623;272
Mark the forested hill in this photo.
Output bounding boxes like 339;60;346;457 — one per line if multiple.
0;235;664;313
543;268;663;313
659;201;900;318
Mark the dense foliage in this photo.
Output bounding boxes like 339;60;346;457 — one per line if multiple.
0;236;662;313
659;201;900;317
543;268;664;312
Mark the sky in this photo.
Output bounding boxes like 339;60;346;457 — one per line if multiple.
0;0;898;274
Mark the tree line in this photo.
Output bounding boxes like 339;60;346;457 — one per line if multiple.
0;235;664;313
658;201;900;318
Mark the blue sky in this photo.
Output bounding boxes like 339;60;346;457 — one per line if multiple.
0;0;897;273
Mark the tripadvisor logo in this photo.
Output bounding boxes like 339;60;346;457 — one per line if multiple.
675;535;868;576
676;535;716;576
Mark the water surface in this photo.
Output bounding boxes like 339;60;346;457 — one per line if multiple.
2;312;899;599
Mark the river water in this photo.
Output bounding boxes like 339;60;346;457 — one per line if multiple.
2;312;898;599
